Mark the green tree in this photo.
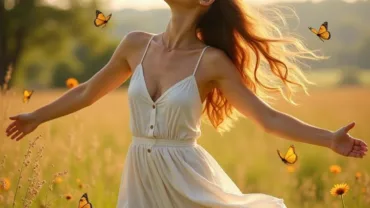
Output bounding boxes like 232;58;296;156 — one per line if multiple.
0;0;113;88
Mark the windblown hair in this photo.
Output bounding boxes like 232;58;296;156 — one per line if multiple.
196;0;322;133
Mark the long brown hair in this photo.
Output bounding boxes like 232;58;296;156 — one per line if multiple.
196;0;322;133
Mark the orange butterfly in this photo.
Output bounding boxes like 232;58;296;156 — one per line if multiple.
309;22;331;42
94;10;112;28
78;193;93;208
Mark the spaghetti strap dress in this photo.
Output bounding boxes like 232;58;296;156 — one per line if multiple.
116;35;287;208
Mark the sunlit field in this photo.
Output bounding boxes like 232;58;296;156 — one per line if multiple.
1;86;370;208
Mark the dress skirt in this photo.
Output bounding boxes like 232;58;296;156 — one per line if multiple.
116;137;286;208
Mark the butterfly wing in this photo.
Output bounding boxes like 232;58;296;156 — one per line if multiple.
276;149;286;163
94;19;106;27
284;145;298;164
309;27;318;35
79;193;91;208
84;203;93;208
318;22;329;34
319;31;331;40
106;14;112;22
94;10;107;27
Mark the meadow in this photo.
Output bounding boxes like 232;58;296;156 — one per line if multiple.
0;84;370;208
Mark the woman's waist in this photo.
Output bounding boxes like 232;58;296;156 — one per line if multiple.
132;136;198;147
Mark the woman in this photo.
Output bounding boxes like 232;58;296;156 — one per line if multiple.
5;0;368;207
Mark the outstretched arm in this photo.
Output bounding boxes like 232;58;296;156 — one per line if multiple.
209;49;368;158
6;32;145;141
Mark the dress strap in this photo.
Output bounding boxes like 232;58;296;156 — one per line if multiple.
193;46;210;76
140;35;155;64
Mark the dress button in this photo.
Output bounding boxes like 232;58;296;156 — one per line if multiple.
147;149;151;153
150;125;154;129
152;104;155;109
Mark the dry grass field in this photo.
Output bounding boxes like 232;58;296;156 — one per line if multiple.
0;87;370;208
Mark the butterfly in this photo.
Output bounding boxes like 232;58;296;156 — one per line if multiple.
309;22;331;42
94;10;112;28
78;193;93;208
277;145;298;165
23;89;34;103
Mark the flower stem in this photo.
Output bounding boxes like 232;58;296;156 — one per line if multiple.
341;195;346;208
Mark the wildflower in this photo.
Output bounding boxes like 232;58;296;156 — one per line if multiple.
66;78;79;89
286;166;296;173
53;176;63;184
76;178;84;189
355;172;362;180
361;187;367;194
330;183;349;208
0;177;11;191
329;165;341;174
331;183;349;196
65;194;73;201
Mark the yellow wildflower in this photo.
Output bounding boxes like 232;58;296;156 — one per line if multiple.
53;176;63;184
66;78;79;89
329;165;341;174
0;177;11;191
330;183;349;196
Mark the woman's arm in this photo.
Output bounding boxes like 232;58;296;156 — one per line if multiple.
207;49;367;157
6;31;147;141
33;36;133;124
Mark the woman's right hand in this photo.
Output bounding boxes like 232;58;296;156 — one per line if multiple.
5;113;41;141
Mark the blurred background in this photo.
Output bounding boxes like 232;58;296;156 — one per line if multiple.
1;0;370;88
0;0;370;208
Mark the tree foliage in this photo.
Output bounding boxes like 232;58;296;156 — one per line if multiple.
0;0;115;88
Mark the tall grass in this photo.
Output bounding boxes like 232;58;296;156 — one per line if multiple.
0;87;369;207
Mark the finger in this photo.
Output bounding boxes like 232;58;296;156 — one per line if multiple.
359;140;368;147
351;150;366;155
350;151;366;158
11;130;22;140
343;122;355;133
6;121;17;133
15;132;25;141
360;145;368;152
354;140;368;150
6;125;17;136
9;115;19;120
353;145;364;151
348;152;362;158
6;127;18;137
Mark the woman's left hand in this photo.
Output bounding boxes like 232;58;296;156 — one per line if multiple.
331;122;368;158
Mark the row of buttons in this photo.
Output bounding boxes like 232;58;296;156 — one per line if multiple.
148;104;157;153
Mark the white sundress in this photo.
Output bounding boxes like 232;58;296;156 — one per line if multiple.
116;35;287;208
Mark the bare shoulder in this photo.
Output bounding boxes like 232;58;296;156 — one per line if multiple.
122;31;154;48
202;47;239;85
116;31;155;69
117;31;154;55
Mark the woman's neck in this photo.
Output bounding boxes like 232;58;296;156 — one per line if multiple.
164;9;203;50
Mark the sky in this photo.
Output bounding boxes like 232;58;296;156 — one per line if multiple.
111;0;359;10
43;0;361;11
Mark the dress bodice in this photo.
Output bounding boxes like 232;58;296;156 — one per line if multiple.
127;36;209;140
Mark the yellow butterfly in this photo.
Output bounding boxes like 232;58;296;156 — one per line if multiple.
23;89;34;103
78;193;93;208
277;145;298;165
309;22;331;42
94;10;112;28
